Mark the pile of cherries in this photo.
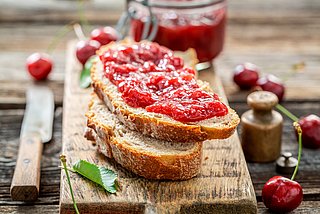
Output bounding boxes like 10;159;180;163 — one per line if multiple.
233;62;285;102
234;62;320;212
75;26;118;66
26;26;118;80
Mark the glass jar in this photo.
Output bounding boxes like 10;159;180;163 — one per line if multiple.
128;0;227;63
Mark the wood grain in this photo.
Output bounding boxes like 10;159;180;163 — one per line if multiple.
1;0;320;106
2;0;320;24
0;108;62;206
1;0;320;213
1;201;320;214
10;134;43;201
59;42;257;213
0;104;319;213
1;17;320;106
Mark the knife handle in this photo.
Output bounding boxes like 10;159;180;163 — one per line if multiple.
10;134;43;201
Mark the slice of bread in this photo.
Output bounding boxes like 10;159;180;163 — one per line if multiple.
85;94;202;180
91;40;240;142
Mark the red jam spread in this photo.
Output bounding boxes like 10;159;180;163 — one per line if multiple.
99;42;228;122
130;5;226;62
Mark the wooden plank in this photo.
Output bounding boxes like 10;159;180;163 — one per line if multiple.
0;205;60;214
1;0;320;105
59;42;257;213
2;201;320;214
257;201;320;214
1;0;320;24
0;81;64;107
0;0;124;24
1;13;320;105
0;105;319;213
215;51;320;102
0;108;62;207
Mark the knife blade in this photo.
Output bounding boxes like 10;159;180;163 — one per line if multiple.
10;85;54;201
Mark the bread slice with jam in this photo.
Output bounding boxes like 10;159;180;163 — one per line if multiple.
91;40;240;143
85;94;202;180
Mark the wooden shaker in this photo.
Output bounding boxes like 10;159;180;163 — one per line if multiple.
241;91;283;162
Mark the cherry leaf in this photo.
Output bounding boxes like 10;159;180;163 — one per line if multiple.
79;55;97;88
72;160;118;193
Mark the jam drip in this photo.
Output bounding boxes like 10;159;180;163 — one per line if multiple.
100;42;228;122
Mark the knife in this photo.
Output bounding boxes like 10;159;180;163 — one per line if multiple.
10;85;54;201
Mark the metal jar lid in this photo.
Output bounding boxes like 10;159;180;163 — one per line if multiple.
276;152;298;174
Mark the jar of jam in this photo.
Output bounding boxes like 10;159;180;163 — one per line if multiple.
128;0;227;63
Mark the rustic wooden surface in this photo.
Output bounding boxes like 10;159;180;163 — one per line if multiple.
1;103;320;213
1;0;320;105
59;42;257;214
0;0;320;213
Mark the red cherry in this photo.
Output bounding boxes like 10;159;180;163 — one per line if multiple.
76;40;101;65
262;176;303;213
90;27;118;46
26;53;53;80
233;63;259;90
298;114;320;149
257;74;285;102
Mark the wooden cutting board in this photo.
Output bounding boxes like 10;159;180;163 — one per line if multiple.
59;42;257;214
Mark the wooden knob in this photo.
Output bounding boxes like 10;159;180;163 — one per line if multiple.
247;91;278;111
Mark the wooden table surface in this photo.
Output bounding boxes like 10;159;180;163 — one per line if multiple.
0;0;319;213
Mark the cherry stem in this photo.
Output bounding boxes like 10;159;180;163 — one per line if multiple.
59;155;80;214
276;104;299;122
46;22;74;54
77;0;89;31
291;122;302;181
73;23;87;41
58;165;76;173
275;104;302;181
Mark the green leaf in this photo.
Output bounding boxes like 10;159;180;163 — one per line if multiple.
79;55;97;88
79;67;91;88
72;160;118;193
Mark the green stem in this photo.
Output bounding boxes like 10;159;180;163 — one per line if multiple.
275;105;302;181
73;23;86;41
60;155;80;214
46;23;74;54
77;0;89;31
291;123;302;181
58;165;76;173
276;104;299;122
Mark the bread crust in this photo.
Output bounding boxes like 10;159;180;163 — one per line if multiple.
85;96;202;180
91;40;240;142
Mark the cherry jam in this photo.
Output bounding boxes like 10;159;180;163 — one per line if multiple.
99;42;228;122
129;0;226;62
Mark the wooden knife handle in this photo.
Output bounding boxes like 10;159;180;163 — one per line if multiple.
10;134;43;201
